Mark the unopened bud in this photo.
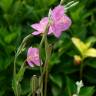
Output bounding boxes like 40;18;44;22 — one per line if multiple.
31;75;39;95
74;55;81;65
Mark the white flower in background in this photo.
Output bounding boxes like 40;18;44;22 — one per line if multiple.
72;80;84;96
76;80;84;94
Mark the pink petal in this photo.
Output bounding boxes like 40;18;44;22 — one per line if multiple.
52;5;65;21
48;26;53;34
61;15;72;31
52;15;71;37
31;23;43;32
40;17;48;25
54;31;62;38
27;47;41;67
27;61;34;67
52;25;62;38
27;47;33;57
32;48;40;65
32;31;41;35
53;23;64;32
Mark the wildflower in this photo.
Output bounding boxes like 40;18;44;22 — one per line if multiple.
31;5;71;38
27;47;41;67
31;17;53;35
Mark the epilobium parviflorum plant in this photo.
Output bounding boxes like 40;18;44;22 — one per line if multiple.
12;0;96;96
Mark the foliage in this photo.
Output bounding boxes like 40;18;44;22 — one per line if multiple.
0;0;96;96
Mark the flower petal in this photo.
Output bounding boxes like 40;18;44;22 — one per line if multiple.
53;29;62;38
27;47;33;57
48;26;53;34
32;31;41;35
52;5;65;20
27;61;34;67
27;47;41;67
32;48;40;65
40;17;48;25
52;15;71;35
27;47;40;66
61;15;72;31
31;23;43;32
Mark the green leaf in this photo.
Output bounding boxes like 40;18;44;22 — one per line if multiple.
61;58;79;74
84;70;96;84
0;90;5;96
85;36;96;48
12;1;22;15
21;78;31;95
87;60;96;68
51;85;61;96
70;4;85;21
84;48;96;58
72;37;87;55
16;64;26;82
79;87;95;96
4;33;17;43
65;77;76;95
12;77;18;96
0;0;13;12
50;75;62;88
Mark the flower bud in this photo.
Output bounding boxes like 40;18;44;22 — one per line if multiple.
74;55;81;65
31;75;39;95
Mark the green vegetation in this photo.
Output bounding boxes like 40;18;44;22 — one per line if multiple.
0;0;96;96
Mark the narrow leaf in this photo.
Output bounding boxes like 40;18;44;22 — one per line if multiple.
79;87;95;96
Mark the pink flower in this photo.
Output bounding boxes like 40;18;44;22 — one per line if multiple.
31;17;52;35
51;5;71;37
51;5;65;21
31;5;71;38
27;47;41;67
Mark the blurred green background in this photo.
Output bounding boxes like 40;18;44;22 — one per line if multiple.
0;0;96;96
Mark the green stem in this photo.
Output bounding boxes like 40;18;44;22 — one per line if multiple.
39;44;52;96
13;58;26;96
13;52;20;96
44;65;49;96
41;80;43;96
66;77;71;96
39;22;50;96
32;92;35;96
39;35;45;74
60;0;64;5
13;34;32;96
44;37;52;96
39;33;47;96
80;60;84;80
44;37;48;96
